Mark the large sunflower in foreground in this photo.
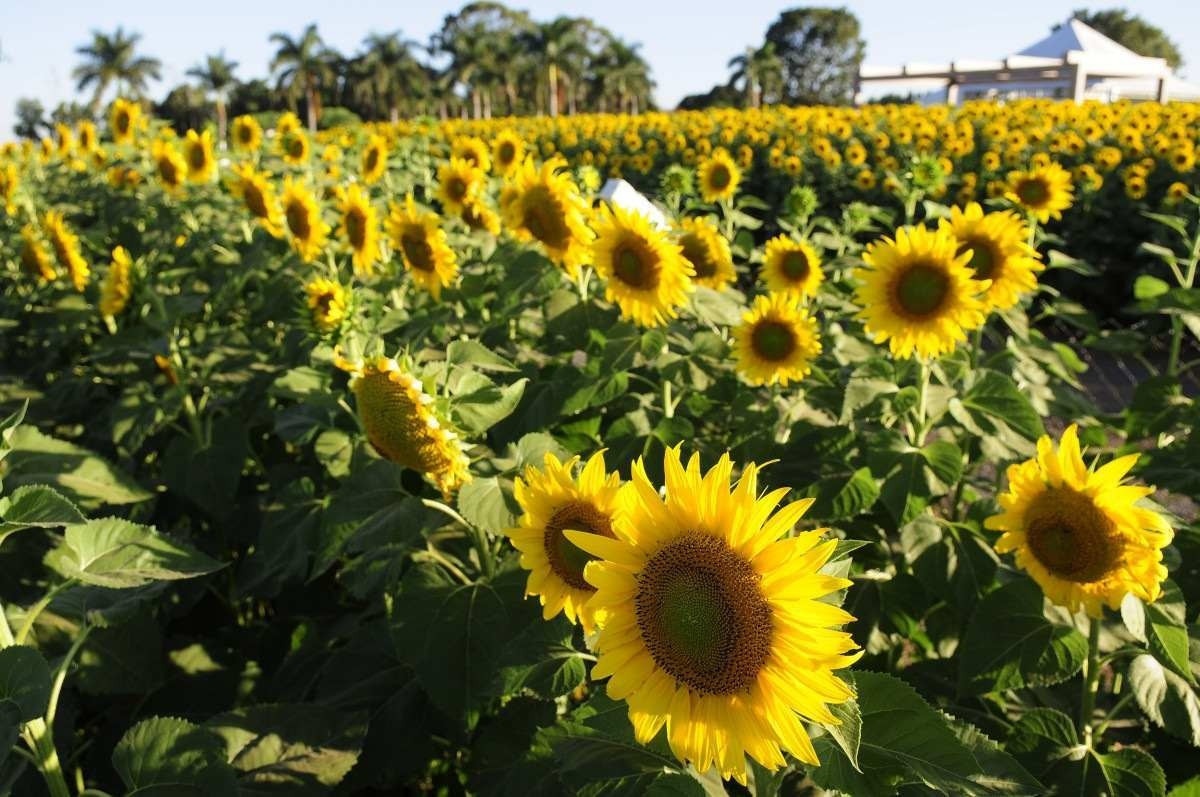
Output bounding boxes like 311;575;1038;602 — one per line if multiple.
281;177;330;263
568;447;860;782
361;134;389;184
336;183;381;277
386;195;458;299
591;204;693;328
183;129;217;183
941;202;1043;311
507;451;626;633
337;355;471;497
1005;162;1074;223
854;225;987;359
986;424;1173;617
677;216;735;291
502;157;595;277
761;236;824;299
229;164;284;238
697;149;741;203
436;157;486;216
733;293;821;387
43;210;89;292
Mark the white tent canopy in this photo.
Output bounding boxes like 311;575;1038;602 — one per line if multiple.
857;18;1200;105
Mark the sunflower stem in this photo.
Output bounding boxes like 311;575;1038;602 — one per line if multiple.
15;579;76;646
910;358;930;447
662;380;675;419
0;598;15;648
1167;215;1200;377
1079;616;1102;747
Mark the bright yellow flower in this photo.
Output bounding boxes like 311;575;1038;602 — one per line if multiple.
229;163;284;238
279;129;311;164
231;115;263;152
452;135;491;172
386;195;458;299
43;210;89;291
0;163;17;215
987;425;1173;618
697;148;741;203
20;225;56;282
491;129;524;176
436;157;486;216
151;140;187;194
733;293;822;387
1005;162;1074;223
109;98;142;146
942;202;1043;311
305;277;348;333
99;246;133;318
761;236;824;299
361;134;388;184
591;204;693;328
336;183;381;277
461;199;502;236
281;177;330;262
502;157;595;277
677;216;735;291
182;129;217;182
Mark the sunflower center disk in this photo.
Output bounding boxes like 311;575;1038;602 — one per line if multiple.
1017;178;1050;206
365;151;379;172
781;250;810;282
681;237;715;278
448;178;467;201
894;263;950;318
961;239;997;280
189;147;207;170
1025;487;1122;583
286;202;311;238
709;165;731;190
544;502;613;590
523;188;571;249
614;244;659;289
635;533;773;695
751;321;797;362
401;232;435;271
346;209;367;248
499;143;516;163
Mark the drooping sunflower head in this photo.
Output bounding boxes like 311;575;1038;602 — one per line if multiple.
502;157;595;277
854;225;988;359
231;115;263;151
1005;162;1074;223
436;157;486;216
42;210;89;292
229;163;284;238
986;424;1173;617
183;129;217;183
733;293;822;387
336;183;381;277
491;129;524;176
99;246;134;319
591;204;694;328
151;140;187;194
279;129;311;165
280;176;330;263
451;135;492;172
761;236;824;299
361;134;389;184
109;98;141;145
507;451;625;633
697;148;741;203
942;202;1043;312
568;446;860;782
677;216;735;291
385;195;459;300
20;224;56;282
338;355;471;497
304;276;349;334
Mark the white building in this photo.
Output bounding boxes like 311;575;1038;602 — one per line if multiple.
858;18;1200;105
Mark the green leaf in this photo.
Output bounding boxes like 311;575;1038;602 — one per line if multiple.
0;699;20;771
112;716;237;796
452;377;528;434
46;517;224;588
802;467;880;520
458;476;518;535
1135;275;1172;300
959;578;1087;694
3;426;151;508
469;697;558;795
447;339;518;371
948;716;1044;795
0;484;86;547
1146;582;1195;684
1169;776;1200;797
512;432;568;471
824;695;862;771
493;617;588;700
206;704;366;795
1128;654;1200;746
689;285;744;326
1086;748;1167;797
0;645;52;720
161;418;247;520
1005;707;1079;775
961;371;1044;441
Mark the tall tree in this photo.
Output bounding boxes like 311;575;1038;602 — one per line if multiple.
764;7;865;106
1070;9;1184;69
529;17;589;116
359;32;425;121
728;43;783;108
187;52;239;145
72;27;162;113
270;24;332;131
434;3;531;119
14;98;48;140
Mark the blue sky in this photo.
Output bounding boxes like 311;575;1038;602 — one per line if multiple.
2;0;1199;137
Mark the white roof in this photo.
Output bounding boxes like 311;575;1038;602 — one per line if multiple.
1019;18;1146;61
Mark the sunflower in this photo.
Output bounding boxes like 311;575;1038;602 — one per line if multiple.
677;216;735;291
20;225;56;282
386;195;458;299
361;134;388;184
229;163;284;238
231;115;263;152
305;277;349;333
761;236;824;299
733;294;822;387
436;158;486;216
507;451;625;633
77;121;99;153
452;135;491;172
338;355;471;497
336;183;381;277
591;204;694;328
275;112;302;138
43;210;89;292
697;149;741;203
182;129;217;183
461;199;502;236
568;446;860;782
1005;163;1074;223
854;225;988;359
151;140;188;194
109;98;141;146
502;157;595;277
99;246;133;318
986;424;1173;617
941;202;1043;311
281;177;330;263
491;129;524;176
279;129;311;165
0;163;17;216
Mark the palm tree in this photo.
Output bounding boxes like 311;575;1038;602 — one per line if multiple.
73;28;162;114
528;17;588;117
187;52;238;146
270;24;332;131
359;32;424;121
593;36;653;114
728;43;783;109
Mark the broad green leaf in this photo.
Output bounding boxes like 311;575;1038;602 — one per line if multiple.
76;612;167;696
959;578;1087;694
112;716;237;796
947;715;1044;795
161;418;248;520
447;339;517;371
3;426;151;508
1146;582;1195;685
0;484;85;547
1128;654;1200;746
1169;777;1200;797
458;476;519;535
1134;274;1171;300
452;377;528;434
802;467;880;520
1066;748;1167;797
961;371;1044;441
46;517;224;588
469;697;558;795
512;432;568;471
0;700;20;770
493;616;588;700
1005;707;1079;775
0;645;52;720
824;695;862;771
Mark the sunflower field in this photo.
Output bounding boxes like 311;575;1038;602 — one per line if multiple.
1;97;1200;797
